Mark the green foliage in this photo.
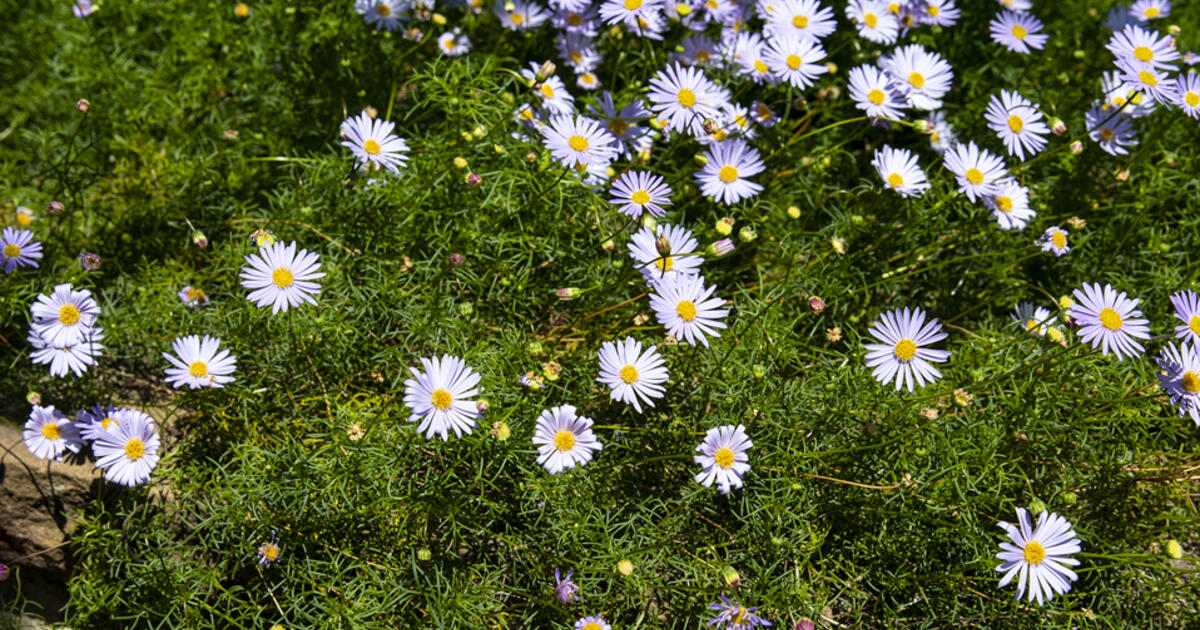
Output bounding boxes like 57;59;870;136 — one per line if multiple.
2;0;1200;628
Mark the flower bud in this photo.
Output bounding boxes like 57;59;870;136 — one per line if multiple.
692;153;708;167
1027;498;1047;515
417;548;432;561
234;2;250;17
917;119;935;133
708;238;735;258
641;215;657;230
1166;539;1183;559
465;172;482;186
457;302;474;316
1069;140;1083;155
1116;169;1130;182
808;296;826;314
1060;491;1077;505
76;99;91;113
45;200;64;215
702;118;720;135
556;287;581;300
675;2;691;16
79;252;102;271
795;621;815;630
536;60;556;81
738;226;757;242
1050;117;1066;136
787;206;801;219
600;239;615;252
655;233;672;256
1168;24;1181;36
617;559;634;576
831;236;846;254
453;156;468;169
527;341;544;356
448;253;465;268
752;364;766;379
542;361;563;380
490;420;511;440
26;391;41;405
192;230;208;248
476;399;490;414
524;152;538;163
721;566;741;587
432;12;447;25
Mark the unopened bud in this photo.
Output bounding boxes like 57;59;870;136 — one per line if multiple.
1069;140;1083;155
1168;24;1181;36
787;206;801;219
453;156;468;169
536;60;556;81
1166;539;1184;559
476;399;490;414
917;119;935;134
448;253;465;268
1027;498;1047;515
26;391;41;405
721;566;741;587
702;119;719;135
824;61;837;74
752;364;766;379
707;238;735;258
693;153;708;167
617;559;634;575
79;252;102;271
432;12;447;25
234;2;250;17
795;621;815;630
524;151;538;163
192;230;208;248
641;215;657;230
1050;117;1066;136
715;217;735;235
817;86;839;102
458;302;474;316
417;548;432;561
809;296;826;314
738;226;757;242
465;172;482;186
1060;491;1078;505
655;234;672;256
45;200;64;215
1116;169;1130;182
76;99;91;113
600;239;615;252
556;287;581;300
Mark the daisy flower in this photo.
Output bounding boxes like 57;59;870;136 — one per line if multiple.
596;336;668;412
553;4;599;34
1107;24;1180;70
864;306;951;392
493;0;550;30
1069;282;1151;360
403;354;483;441
1;227;42;273
30;283;101;348
927;110;956;154
989;10;1047;54
943;141;1007;203
762;33;828;89
1086;104;1139;156
76;403;122;442
707;595;772;629
765;0;837;41
883;44;954;111
693;424;752;494
1101;70;1156;118
178;285;209;309
849;64;906;119
29;327;104;378
1116;59;1179;105
985;90;1049;160
24;406;83;462
540;115;617;169
240;241;325;314
847;0;899;45
649;273;729;346
599;0;664;32
532;405;603;473
163;335;238;389
1037;226;1070;256
995;508;1081;605
1157;342;1200;424
556;32;602;72
1169;290;1200;343
340;110;410;174
696;138;764;205
577;70;601;91
872;146;929;198
750;100;777;128
437;28;471;56
1130;0;1169;21
575;616;611;630
994;0;1032;11
1012;302;1057;336
609;171;672;218
628;223;702;283
919;0;960;27
257;532;282;566
985;178;1035;230
647;62;726;136
93;409;161;487
72;0;96;18
1175;71;1200;118
675;34;719;66
587;92;652;160
363;0;406;30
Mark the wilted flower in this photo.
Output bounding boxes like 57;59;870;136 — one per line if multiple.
257;531;282;566
45;200;64;215
79;252;102;271
449;253;465;268
554;568;579;603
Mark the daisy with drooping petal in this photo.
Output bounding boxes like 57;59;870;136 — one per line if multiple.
995;508;1081;606
30;283;100;348
883;44;954;111
554;568;579;603
872;146;929;198
1069;282;1151;360
943;141;1007;203
1174;71;1200;118
609;171;672;218
493;0;550;30
985;178;1034;230
989;10;1047;54
765;0;837;42
707;594;772;629
1157;342;1200;424
1012;302;1057;336
864;306;951;392
985;90;1050;160
927;110;956;154
163;335;238;389
1116;59;1179;105
76;403;122;442
340;110;410;174
574;615;611;630
693;424;752;494
849;64;906;120
178;285;209;309
649;273;728;347
24;406;83;462
556;32;602;72
696;138;764;205
647;62;726;136
93;410;161;487
437;28;471;56
1086;104;1139;156
29;327;104;377
403;354;483;441
628;223;702;284
1170;290;1200;343
532;405;602;473
847;0;899;45
540;115;617;169
597;336;668;412
1130;0;1169;22
1037;226;1070;256
587;92;652;160
1101;70;1157;118
1107;24;1180;70
1;227;42;274
240;241;325;314
762;33;828;89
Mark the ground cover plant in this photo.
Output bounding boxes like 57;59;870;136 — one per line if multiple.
2;0;1200;627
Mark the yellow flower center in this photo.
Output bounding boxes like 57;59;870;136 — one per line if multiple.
1189;315;1200;335
927;5;939;16
1182;371;1200;394
539;82;554;98
696;51;710;62
570;51;583;63
431;388;453;410
272;268;294;288
1051;230;1067;249
1023;540;1046;564
625;0;642;9
631;190;651;205
377;3;391;16
676;2;692;15
553;430;576;452
609;119;628;135
363;139;381;155
655;256;674;271
3;243;19;258
1133;46;1154;62
792;15;808;28
676;300;697;321
996;197;1013;212
16;214;32;227
59;304;81;325
786;54;802;70
908;72;925;89
1024;319;1039;331
714;446;735;468
754;59;768;73
868;88;885;105
1012;25;1027;39
568;135;589;152
510;12;524;23
1007;115;1024;132
756;103;772;118
1099;307;1123;331
1139;70;1158;87
864;12;878;28
893;338;917;361
187;361;209;378
965;168;984;185
619;365;639;383
888;2;900;14
262;543;280;561
1187;93;1200;107
101;416;117;429
41;423;61;440
677;88;697;108
124;438;146;461
1145;7;1160;18
718;165;739;183
887;173;904;188
567;12;582;25
1099;128;1115;142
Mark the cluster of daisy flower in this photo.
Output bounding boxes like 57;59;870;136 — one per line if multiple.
23;404;161;487
26;283;105;378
